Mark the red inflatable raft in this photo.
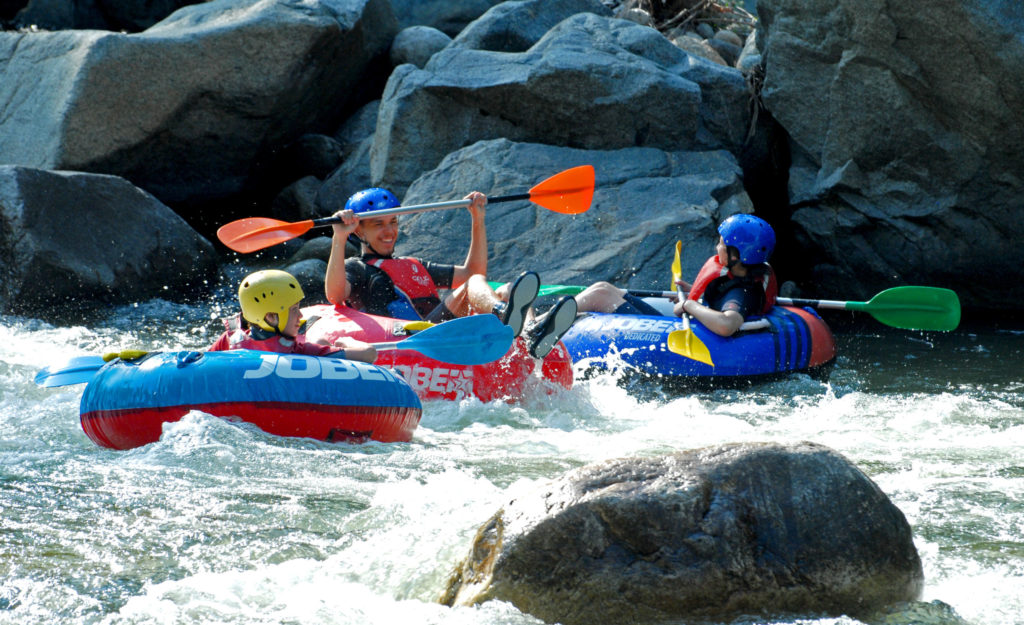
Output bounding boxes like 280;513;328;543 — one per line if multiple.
302;305;573;402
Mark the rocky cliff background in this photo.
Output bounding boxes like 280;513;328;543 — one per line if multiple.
1;0;1020;317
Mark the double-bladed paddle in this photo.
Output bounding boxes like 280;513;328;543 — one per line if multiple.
217;165;596;253
492;281;961;332
35;315;515;388
374;313;513;365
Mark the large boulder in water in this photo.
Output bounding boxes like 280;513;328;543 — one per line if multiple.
0;166;217;315
757;0;1024;310
365;138;752;291
371;12;751;193
0;0;396;210
441;441;923;625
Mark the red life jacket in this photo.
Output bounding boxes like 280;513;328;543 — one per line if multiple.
688;255;778;316
209;315;335;357
368;257;442;320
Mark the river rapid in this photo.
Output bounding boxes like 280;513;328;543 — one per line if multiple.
1;282;1022;625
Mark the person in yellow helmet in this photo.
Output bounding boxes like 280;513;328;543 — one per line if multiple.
209;270;376;362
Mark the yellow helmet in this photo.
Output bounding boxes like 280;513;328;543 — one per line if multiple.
238;270;304;333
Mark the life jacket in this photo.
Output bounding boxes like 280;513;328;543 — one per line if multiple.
210;315;334;356
366;257;442;320
687;255;778;316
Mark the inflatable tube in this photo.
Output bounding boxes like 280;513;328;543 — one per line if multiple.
302;305;573;402
80;350;422;450
560;306;836;386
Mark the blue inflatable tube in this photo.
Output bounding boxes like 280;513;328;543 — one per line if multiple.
80;350;422;449
560;306;837;386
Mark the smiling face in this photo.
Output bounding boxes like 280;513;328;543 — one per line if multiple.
356;215;399;256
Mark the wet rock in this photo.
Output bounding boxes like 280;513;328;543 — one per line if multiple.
442;441;923;625
0;166;216;315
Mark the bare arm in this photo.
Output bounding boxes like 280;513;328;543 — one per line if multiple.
325;209;359;305
674;298;744;337
450;191;488;288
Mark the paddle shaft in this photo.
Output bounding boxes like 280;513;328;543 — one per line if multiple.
524;283;895;309
306;192;532;230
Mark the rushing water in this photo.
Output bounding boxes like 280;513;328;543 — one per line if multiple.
1;286;1022;625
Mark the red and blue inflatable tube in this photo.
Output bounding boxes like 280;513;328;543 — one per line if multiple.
80;350;422;450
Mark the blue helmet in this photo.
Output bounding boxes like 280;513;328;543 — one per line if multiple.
718;214;775;265
345;188;399;215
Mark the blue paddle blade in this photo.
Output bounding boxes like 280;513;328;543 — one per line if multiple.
35;355;107;388
401;315;514;365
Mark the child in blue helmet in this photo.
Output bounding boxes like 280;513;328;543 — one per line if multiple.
324;188;576;359
673;214;778;337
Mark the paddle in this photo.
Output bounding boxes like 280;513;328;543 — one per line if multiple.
34;355;108;388
34;315;516;388
492;281;960;332
373;313;513;365
217;165;596;253
779;287;961;331
668;240;714;365
487;281;672;299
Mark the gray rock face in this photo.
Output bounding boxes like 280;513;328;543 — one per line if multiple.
389;25;451;68
372;12;751;193
382;139;752;290
389;0;504;36
447;0;610;53
0;167;216;314
442;441;923;625
13;0;202;31
0;0;396;207
758;0;1024;307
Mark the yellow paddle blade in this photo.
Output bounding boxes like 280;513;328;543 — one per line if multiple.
671;240;682;289
667;327;714;366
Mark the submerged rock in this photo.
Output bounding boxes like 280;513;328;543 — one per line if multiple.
442;441;923;625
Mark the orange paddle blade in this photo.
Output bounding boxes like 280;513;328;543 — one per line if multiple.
527;165;594;214
217;217;316;253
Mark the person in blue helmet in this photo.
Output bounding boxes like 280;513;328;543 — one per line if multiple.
672;214;779;337
324;188;577;359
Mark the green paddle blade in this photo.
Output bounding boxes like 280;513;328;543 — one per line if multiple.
849;286;961;331
487;281;586;298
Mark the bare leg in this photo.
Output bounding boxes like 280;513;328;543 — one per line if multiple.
463;274;504;315
575;281;627;314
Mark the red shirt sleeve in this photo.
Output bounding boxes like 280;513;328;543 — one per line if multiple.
208;331;231;352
